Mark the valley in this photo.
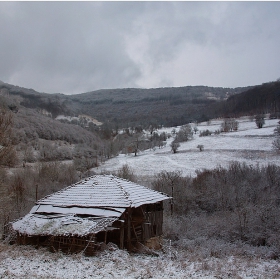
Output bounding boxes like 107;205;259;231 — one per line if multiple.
1;81;280;278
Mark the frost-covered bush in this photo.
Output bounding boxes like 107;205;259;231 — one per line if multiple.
175;124;193;142
220;118;239;132
272;125;280;152
199;129;212;137
158;162;280;250
115;164;137;182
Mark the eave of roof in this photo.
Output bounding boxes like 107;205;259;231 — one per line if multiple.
12;214;117;237
33;204;126;218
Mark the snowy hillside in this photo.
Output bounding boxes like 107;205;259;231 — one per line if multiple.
93;117;280;178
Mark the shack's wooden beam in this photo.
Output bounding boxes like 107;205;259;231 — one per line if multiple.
120;221;124;249
126;208;132;251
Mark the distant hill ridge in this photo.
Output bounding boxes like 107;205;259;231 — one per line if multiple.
71;85;246;102
1;80;280;128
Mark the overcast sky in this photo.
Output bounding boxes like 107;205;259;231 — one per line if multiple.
0;1;280;95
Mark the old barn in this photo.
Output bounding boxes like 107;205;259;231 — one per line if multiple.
12;175;170;255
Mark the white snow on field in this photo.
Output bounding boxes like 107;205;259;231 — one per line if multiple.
0;244;280;278
94;118;280;177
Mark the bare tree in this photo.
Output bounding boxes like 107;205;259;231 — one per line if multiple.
171;128;177;136
255;114;265;128
152;170;192;215
10;173;27;216
221;118;239;132
126;132;147;156
170;140;180;153
175;124;193;142
148;124;158;135
116;164;137;182
129;138;140;156
74;156;96;175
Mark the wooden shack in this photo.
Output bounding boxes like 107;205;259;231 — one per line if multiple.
12;175;170;255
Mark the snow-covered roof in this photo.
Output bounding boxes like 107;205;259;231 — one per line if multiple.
37;174;169;208
13;213;117;236
31;204;125;218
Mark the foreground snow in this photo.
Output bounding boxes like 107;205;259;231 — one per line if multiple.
94;117;280;177
0;242;279;278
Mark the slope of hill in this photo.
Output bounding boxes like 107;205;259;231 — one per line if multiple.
2;80;280;129
14;107;102;146
67;86;250;127
0;82;72;118
0;80;251;127
0;89;105;168
209;81;280;118
94;116;280;179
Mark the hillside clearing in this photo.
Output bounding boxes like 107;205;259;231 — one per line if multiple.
93;117;280;178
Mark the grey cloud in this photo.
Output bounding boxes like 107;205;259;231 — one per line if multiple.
0;2;279;94
0;2;142;93
129;2;280;64
125;2;280;88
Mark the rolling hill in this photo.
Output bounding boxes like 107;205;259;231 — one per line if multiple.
0;80;251;128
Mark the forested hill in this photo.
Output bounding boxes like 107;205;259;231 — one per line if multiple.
0;81;251;127
219;81;280;117
67;86;249;127
1;80;280;128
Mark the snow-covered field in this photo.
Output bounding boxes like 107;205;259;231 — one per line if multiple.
94;117;280;178
1;242;280;278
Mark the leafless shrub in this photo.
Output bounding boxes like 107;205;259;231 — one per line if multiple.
197;144;204;151
159;162;280;252
175;124;193;142
170;140;180;153
199;129;212;137
9;172;29;217
272;138;280;152
152;171;193;215
214;129;221;135
0;161;80;235
255;114;265;128
221;118;239;132
115;164;137;182
37;161;79;196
